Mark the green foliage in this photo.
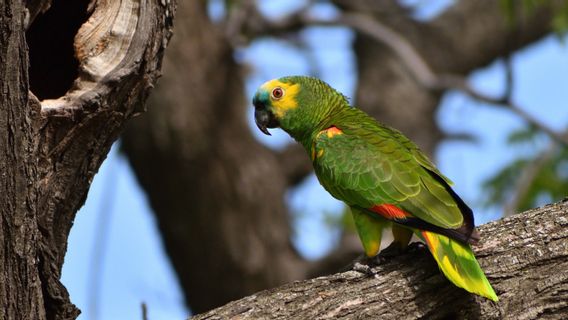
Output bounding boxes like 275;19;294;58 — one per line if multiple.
482;125;568;213
506;124;540;144
500;0;568;36
552;1;568;37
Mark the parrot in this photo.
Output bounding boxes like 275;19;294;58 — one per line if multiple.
252;75;498;302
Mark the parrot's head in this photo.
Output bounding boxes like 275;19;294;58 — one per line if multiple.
252;76;348;139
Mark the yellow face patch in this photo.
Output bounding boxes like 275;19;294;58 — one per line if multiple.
260;79;301;118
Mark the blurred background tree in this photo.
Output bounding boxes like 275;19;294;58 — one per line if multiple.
60;0;568;318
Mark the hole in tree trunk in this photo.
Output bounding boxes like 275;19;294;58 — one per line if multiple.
26;0;91;100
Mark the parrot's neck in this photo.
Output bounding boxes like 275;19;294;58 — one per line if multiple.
292;100;352;151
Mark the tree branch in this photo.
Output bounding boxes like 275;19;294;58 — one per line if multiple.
192;200;568;319
322;13;568;147
503;53;515;104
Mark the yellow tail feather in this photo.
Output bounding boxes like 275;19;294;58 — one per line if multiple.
420;230;498;302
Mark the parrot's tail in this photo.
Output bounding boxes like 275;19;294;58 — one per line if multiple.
418;230;498;302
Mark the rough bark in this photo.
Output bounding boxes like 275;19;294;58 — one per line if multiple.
0;2;44;319
192;200;568;319
0;0;175;319
120;0;560;313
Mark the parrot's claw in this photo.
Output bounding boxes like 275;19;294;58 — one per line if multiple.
377;242;405;260
377;241;426;261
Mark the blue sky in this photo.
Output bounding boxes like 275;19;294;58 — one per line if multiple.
61;2;568;319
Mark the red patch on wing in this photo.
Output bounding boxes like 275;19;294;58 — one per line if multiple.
370;204;411;220
321;125;343;138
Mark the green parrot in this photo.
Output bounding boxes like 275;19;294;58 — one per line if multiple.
253;76;498;301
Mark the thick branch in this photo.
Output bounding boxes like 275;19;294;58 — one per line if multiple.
193;200;568;319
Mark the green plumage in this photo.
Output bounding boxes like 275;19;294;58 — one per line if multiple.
253;76;498;301
312;106;464;228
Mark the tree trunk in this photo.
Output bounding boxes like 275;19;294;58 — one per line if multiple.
0;0;175;318
192;200;568;319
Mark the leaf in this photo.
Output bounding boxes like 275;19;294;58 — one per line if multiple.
499;0;568;36
552;1;568;37
507;125;540;145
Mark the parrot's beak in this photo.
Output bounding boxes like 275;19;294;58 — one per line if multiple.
253;100;278;136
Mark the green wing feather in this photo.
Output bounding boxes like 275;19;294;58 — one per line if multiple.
383;125;454;186
313;108;463;229
419;230;498;301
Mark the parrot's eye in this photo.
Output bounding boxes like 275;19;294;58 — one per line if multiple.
271;87;284;100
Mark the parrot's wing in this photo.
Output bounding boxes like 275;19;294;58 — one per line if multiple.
383;125;454;186
313;125;472;238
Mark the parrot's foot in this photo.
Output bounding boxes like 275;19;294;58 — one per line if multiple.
377;242;405;260
377;241;427;261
